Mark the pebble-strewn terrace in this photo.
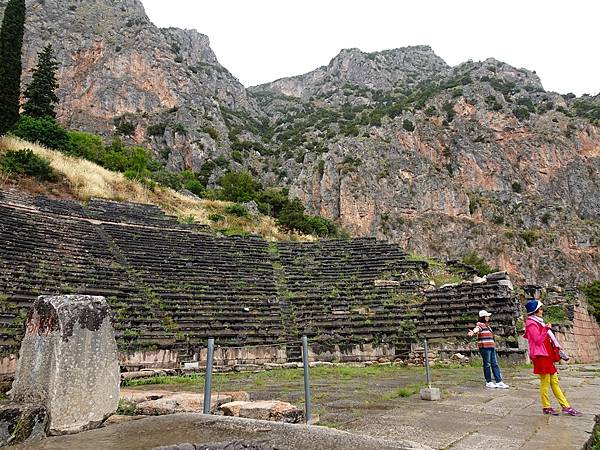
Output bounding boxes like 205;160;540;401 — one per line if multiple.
0;189;521;362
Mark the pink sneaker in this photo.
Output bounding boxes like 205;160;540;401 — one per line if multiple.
542;407;559;415
562;407;583;416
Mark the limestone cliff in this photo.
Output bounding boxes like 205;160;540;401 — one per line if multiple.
0;0;263;175
2;0;598;286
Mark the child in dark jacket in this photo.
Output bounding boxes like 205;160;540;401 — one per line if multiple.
523;299;582;416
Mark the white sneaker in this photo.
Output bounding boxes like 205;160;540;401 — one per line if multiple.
486;382;497;388
495;381;509;389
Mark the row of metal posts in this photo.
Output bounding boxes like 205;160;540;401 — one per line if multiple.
202;336;432;422
202;335;312;423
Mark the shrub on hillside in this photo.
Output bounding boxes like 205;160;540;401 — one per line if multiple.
581;281;600;322
68;130;105;163
277;198;336;237
461;252;496;276
102;139;156;176
513;107;530;120
256;188;290;217
115;119;135;136
225;203;249;218
402;119;415;132
0;148;56;180
11;115;72;151
147;123;167;136
218;170;260;202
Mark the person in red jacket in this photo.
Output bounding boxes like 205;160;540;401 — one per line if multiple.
524;299;582;416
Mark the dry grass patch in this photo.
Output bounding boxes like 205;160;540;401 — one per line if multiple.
0;136;313;242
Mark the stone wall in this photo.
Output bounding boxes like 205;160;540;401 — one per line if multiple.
119;350;180;370
555;296;600;363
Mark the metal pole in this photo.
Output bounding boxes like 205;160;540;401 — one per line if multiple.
203;337;215;414
424;338;432;388
302;335;312;424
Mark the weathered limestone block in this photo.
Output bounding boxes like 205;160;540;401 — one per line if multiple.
0;403;48;447
11;295;119;435
220;400;304;423
134;392;233;415
486;271;509;281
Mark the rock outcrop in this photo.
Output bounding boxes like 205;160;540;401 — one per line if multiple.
1;0;598;285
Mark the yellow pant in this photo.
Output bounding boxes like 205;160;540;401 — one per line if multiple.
539;373;569;409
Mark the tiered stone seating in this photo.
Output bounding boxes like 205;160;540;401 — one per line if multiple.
33;196;86;217
100;224;283;351
0;188;523;365
275;239;429;355
0;204;172;354
419;282;520;341
86;199;179;226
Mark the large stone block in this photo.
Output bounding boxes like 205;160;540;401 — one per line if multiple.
220;400;304;423
11;295;119;435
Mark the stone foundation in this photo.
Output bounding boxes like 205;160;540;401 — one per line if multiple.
120;350;179;370
307;343;396;363
197;345;288;367
555;296;600;363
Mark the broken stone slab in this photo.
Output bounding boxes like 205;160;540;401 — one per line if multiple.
486;271;509;281
101;414;145;427
121;389;249;405
0;403;48;447
153;441;281;450
220;391;250;402
121;369;176;380
120;389;174;404
219;401;304;423
282;362;302;369
135;393;233;415
374;279;400;287
11;295;120;435
420;387;441;401
498;279;514;290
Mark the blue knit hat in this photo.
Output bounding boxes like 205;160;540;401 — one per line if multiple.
525;299;543;315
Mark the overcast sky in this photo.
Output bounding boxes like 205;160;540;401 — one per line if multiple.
142;0;599;96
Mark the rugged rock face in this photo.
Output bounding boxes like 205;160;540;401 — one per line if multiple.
253;53;600;285
2;0;598;285
254;46;450;103
0;0;263;174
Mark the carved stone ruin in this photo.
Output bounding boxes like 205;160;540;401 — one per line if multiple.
10;295;120;435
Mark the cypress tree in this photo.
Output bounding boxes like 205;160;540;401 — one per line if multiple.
23;45;59;118
0;0;26;134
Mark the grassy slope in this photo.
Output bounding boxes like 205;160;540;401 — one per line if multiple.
0;136;313;241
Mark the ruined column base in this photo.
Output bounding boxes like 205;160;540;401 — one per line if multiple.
420;387;441;401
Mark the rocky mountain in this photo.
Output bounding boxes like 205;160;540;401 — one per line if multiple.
0;0;263;174
2;0;599;286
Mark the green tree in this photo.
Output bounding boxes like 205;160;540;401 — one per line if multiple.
0;0;26;134
218;170;260;202
23;45;59;118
